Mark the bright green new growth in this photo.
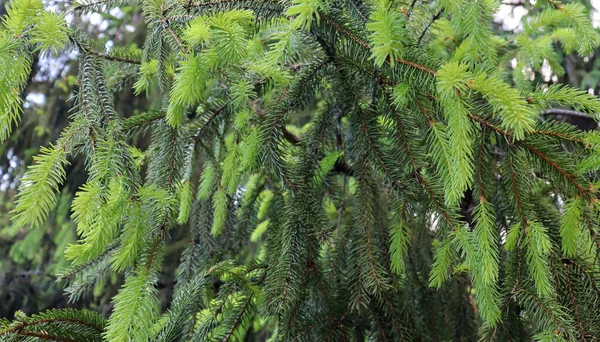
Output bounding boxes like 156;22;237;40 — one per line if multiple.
0;0;69;144
3;0;600;341
11;145;69;228
367;0;409;67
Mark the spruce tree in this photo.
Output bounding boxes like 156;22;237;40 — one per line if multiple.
2;0;600;341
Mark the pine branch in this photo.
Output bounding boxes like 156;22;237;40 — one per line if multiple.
569;259;600;301
0;318;102;337
468;113;587;146
319;14;437;75
162;18;190;54
221;295;253;342
508;155;528;224
547;0;564;10
521;142;590;198
562;262;586;338
518;287;572;338
357;106;403;189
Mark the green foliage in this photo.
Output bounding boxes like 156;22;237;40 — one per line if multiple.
560;197;584;257
286;0;328;31
389;201;410;275
366;0;409;67
525;221;554;298
176;180;193;225
471;73;537;140
30;11;69;56
0;308;105;341
104;270;158;341
2;0;43;34
167;53;207;127
3;0;600;340
11;145;69;228
436;62;474;204
0;0;69;143
211;188;228;237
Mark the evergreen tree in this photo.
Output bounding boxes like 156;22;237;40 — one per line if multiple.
2;0;600;341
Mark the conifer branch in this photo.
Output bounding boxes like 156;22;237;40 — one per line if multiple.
336;174;347;238
477;127;487;196
319;14;437;75
83;49;142;65
0;317;102;336
518;288;570;337
78;56;97;149
221;295;253;342
357;107;401;188
508;155;528;224
580;210;600;254
5;1;600;339
562;262;586;337
530;130;586;144
164;0;282;14
468;113;587;146
371;309;390;342
388;95;418;170
192;103;228;146
361;210;384;290
568;259;600;300
468;114;593;201
92;63;112;123
71;0;110;12
163;19;190;54
291;317;339;341
521;143;590;198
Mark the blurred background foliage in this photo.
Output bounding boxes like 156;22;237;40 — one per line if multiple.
1;0;600;320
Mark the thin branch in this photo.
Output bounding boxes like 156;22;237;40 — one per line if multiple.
0;317;103;337
417;10;443;46
319;14;437;75
508;154;528;225
543;108;595;119
192;103;228;146
521;142;590;199
281;122;353;176
468;113;587;145
162;19;190;54
406;0;418;18
221;295;253;342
